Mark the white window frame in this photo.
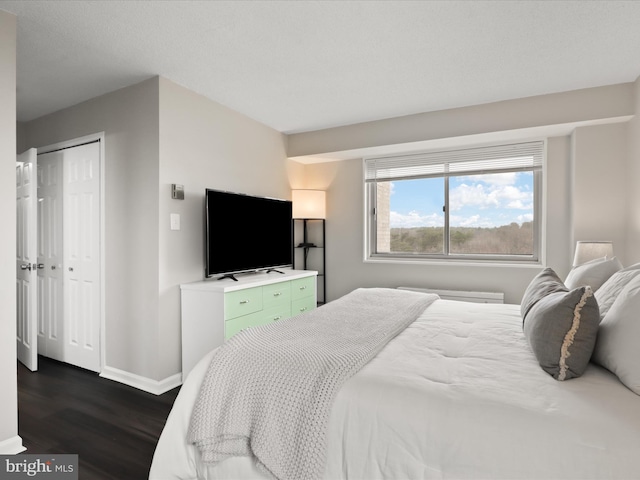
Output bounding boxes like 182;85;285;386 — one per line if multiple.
364;140;545;264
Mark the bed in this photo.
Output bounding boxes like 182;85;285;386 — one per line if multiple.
150;263;640;480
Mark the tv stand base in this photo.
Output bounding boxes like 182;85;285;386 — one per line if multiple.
217;273;239;281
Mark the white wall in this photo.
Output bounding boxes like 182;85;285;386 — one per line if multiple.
289;86;635;304
16;121;25;154
626;77;640;264
22;78;161;380
20;76;291;384
288;83;634;158
544;136;573;275
157;77;290;379
301;135;572;305
572;122;629;263
0;10;20;453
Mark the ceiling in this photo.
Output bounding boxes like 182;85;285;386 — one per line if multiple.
2;0;640;134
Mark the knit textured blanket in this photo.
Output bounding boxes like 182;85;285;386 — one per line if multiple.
187;287;437;480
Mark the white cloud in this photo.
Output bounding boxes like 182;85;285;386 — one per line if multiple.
387;172;534;229
450;183;532;211
507;200;525;209
390;210;443;228
450;184;497;210
391;209;530;229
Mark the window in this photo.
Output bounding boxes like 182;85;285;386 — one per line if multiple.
365;141;544;263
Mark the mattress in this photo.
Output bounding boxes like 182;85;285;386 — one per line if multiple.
150;299;640;479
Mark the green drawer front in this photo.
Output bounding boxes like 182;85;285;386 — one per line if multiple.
224;287;263;320
263;281;291;309
225;305;291;340
291;276;315;301
225;309;267;339
292;296;316;317
262;305;291;324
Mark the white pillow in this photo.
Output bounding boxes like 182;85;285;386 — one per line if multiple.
564;256;622;292
595;263;640;319
592;273;640;395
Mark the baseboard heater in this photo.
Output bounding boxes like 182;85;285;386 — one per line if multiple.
397;286;504;304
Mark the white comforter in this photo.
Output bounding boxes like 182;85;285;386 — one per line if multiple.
150;299;640;480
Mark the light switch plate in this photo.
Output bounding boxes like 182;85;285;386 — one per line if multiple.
170;213;180;230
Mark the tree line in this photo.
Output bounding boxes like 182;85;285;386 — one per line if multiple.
390;221;533;255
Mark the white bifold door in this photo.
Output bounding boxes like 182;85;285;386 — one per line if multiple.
16;149;38;371
18;141;101;373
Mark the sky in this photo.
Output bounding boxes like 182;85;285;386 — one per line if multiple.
388;172;534;229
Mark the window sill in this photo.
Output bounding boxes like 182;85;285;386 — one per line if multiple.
364;256;543;269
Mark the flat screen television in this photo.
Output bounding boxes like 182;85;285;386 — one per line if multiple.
205;189;293;279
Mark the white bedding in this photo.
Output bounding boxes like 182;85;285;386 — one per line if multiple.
150;299;640;480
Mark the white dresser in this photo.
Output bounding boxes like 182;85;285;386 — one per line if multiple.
180;269;318;380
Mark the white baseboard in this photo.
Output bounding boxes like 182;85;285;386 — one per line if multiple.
0;435;26;454
100;366;182;395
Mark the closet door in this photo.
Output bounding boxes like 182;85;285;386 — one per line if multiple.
37;151;64;361
63;142;101;373
16;148;38;371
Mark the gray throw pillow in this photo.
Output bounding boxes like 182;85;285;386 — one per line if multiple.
520;268;567;320
522;268;601;381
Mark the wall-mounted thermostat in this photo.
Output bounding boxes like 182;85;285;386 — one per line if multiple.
172;184;184;200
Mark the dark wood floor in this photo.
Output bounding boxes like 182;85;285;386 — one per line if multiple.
17;356;180;480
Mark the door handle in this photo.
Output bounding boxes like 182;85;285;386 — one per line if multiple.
20;263;31;271
37;264;44;270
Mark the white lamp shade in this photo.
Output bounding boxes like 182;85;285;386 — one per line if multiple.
573;241;614;266
292;190;326;219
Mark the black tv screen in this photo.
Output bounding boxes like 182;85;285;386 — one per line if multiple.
205;189;293;278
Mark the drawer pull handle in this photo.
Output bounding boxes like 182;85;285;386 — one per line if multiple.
299;286;307;290
273;292;282;297
300;307;307;312
273;316;282;321
239;300;250;305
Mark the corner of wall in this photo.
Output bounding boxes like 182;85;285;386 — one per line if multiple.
287;159;308;191
16;121;26;154
157;77;291;380
625;76;640;264
23;77;163;383
0;9;20;453
572;122;630;265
